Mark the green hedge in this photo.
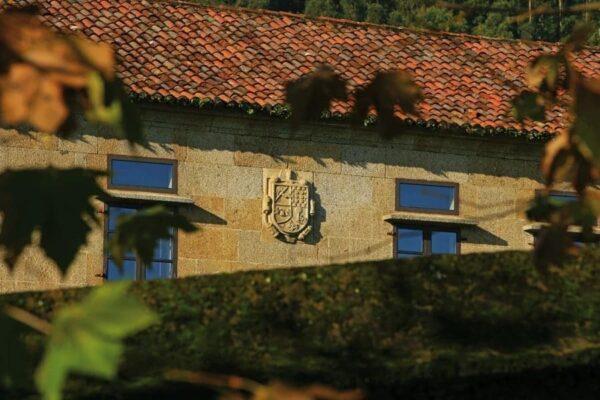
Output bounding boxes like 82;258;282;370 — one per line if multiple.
2;249;600;399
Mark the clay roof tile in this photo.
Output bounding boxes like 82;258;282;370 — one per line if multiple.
17;0;600;135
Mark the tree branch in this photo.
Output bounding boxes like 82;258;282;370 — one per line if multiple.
4;305;52;335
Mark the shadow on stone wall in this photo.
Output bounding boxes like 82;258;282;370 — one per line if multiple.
137;108;543;181
463;226;509;247
182;204;226;226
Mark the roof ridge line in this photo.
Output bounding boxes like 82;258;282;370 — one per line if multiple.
155;0;587;49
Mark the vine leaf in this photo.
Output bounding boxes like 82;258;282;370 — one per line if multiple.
108;205;197;267
565;22;595;51
533;224;576;270
572;79;600;165
86;72;145;146
0;62;69;133
35;282;157;400
0;8;142;142
0;168;107;273
526;55;564;95
541;132;597;198
353;70;422;137
285;64;347;126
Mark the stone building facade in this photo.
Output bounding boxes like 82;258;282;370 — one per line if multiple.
0;0;598;292
0;106;546;292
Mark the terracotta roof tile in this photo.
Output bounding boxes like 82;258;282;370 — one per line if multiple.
9;0;600;135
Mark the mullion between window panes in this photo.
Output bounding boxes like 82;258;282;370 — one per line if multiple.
137;259;144;281
423;229;432;256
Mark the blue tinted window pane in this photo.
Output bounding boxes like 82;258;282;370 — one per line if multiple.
145;262;173;280
397;228;423;254
107;233;136;259
549;193;577;205
399;183;456;211
153;236;173;261
108;206;137;232
111;159;174;189
107;259;136;281
431;231;458;254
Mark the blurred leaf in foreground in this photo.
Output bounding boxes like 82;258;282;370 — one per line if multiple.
108;205;197;268
0;7;143;143
526;54;564;95
165;369;365;400
0;168;107;273
565;22;595;51
35;282;157;400
533;224;576;270
285;65;347;126
571;78;600;165
86;72;145;146
0;62;68;133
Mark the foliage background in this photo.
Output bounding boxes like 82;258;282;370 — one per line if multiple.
2;249;600;399
186;0;600;44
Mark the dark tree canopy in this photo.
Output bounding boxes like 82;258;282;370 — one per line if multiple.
187;1;600;44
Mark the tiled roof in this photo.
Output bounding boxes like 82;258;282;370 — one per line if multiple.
11;0;600;136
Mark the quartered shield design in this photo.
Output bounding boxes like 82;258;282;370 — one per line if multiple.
272;182;309;234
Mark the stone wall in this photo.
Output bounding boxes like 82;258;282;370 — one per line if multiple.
0;105;546;292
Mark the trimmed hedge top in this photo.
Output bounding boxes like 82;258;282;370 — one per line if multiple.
2;249;600;398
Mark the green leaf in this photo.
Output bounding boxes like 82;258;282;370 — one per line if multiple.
85;72;145;146
0;312;33;390
533;224;574;270
526;55;563;94
572;79;600;164
565;23;595;51
108;205;197;267
512;91;546;122
526;194;558;222
0;168;107;273
35;282;157;400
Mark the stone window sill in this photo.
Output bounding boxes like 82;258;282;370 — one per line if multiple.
104;190;195;205
382;212;478;227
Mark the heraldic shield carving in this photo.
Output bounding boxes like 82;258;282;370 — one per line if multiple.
263;170;315;243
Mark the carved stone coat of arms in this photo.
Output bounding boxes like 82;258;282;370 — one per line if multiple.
263;170;314;243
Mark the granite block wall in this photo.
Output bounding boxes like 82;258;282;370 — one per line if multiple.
0;105;547;292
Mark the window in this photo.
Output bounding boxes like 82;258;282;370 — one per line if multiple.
397;180;458;214
393;180;461;259
105;205;175;281
547;191;577;205
395;226;459;258
104;156;179;281
108;156;176;192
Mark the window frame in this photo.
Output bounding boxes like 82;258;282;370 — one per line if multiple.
102;200;179;281
395;179;460;215
107;155;178;194
535;189;578;202
393;224;461;258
